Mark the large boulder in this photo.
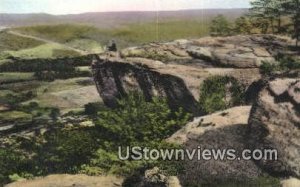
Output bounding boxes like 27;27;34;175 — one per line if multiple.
92;35;297;114
168;106;266;185
248;76;300;177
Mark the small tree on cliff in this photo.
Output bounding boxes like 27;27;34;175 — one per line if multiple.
210;15;232;36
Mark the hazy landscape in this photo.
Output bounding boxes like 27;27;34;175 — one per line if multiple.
0;0;300;186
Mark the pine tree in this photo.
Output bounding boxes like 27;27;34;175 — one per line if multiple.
249;0;284;33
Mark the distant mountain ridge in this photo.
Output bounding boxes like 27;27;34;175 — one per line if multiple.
0;9;248;28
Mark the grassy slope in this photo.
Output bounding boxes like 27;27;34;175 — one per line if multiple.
1;19;209;60
0;32;82;59
3;43;81;59
24;77;101;112
14;20;210;49
0;32;44;52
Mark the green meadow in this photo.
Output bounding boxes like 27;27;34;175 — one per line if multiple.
14;20;210;49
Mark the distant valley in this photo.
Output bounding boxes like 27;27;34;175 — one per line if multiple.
0;9;247;28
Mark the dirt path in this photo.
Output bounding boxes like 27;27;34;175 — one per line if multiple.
8;30;89;55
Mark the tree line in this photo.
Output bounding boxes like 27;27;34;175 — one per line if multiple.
210;0;299;46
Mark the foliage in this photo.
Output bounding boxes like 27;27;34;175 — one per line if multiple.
249;0;284;34
95;92;191;146
281;0;300;46
84;102;105;115
260;55;300;75
80;148;143;176
81;92;190;176
210;15;232;36
33;129;99;174
0;55;92;72
34;69;83;81
249;0;299;45
199;76;245;114
234;16;253;34
0;148;27;185
0;129;99;184
1;90;37;107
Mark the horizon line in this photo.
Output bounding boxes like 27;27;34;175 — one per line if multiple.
0;8;249;16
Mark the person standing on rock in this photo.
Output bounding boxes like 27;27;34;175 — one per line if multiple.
107;40;117;52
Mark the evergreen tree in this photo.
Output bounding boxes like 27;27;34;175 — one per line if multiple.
249;0;299;46
249;0;284;33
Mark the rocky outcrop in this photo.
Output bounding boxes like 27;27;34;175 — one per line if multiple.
248;76;300;178
92;35;297;114
168;106;251;144
120;35;295;68
165;71;300;185
92;56;199;114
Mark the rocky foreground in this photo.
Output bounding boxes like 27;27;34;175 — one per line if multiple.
8;35;300;186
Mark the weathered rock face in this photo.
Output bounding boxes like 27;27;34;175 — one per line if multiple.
92;56;199;114
248;75;300;177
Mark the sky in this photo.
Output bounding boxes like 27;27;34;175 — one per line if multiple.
0;0;251;15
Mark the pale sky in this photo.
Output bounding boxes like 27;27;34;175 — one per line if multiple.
0;0;251;15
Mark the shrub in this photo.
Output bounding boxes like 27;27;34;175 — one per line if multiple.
0;148;27;185
260;55;300;75
34;129;99;174
82;92;190;176
199;76;245;114
260;61;279;75
84;102;105;115
95;92;191;146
